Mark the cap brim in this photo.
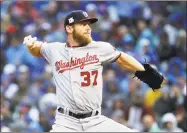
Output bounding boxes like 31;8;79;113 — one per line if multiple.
77;18;98;24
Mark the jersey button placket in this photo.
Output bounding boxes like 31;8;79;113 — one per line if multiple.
68;48;74;88
68;48;80;94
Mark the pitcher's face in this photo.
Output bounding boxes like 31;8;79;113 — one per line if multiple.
72;21;92;46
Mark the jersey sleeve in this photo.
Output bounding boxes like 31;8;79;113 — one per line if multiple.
99;42;121;64
40;42;54;64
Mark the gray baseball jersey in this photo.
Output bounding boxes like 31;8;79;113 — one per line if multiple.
40;41;120;113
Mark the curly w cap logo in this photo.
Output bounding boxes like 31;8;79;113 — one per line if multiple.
68;17;74;24
83;12;88;17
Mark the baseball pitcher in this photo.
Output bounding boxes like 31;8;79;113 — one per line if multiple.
23;10;164;132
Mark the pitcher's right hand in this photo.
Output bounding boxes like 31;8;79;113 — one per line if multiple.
23;35;37;47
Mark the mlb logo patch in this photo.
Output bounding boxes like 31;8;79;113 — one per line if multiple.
68;17;74;24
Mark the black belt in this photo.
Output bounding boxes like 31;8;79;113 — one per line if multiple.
58;107;99;119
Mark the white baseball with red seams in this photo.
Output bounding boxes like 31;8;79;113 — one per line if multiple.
40;41;135;132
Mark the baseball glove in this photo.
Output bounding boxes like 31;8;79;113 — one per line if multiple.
134;63;164;91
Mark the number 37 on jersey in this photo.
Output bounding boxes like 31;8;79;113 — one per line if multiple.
80;70;98;87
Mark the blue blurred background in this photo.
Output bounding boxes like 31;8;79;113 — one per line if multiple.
1;1;186;132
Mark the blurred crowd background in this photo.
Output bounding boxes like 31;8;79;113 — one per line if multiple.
1;1;186;132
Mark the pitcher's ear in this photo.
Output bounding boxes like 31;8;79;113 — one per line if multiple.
65;25;73;34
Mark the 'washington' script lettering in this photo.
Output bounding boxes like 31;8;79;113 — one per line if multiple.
55;53;99;73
